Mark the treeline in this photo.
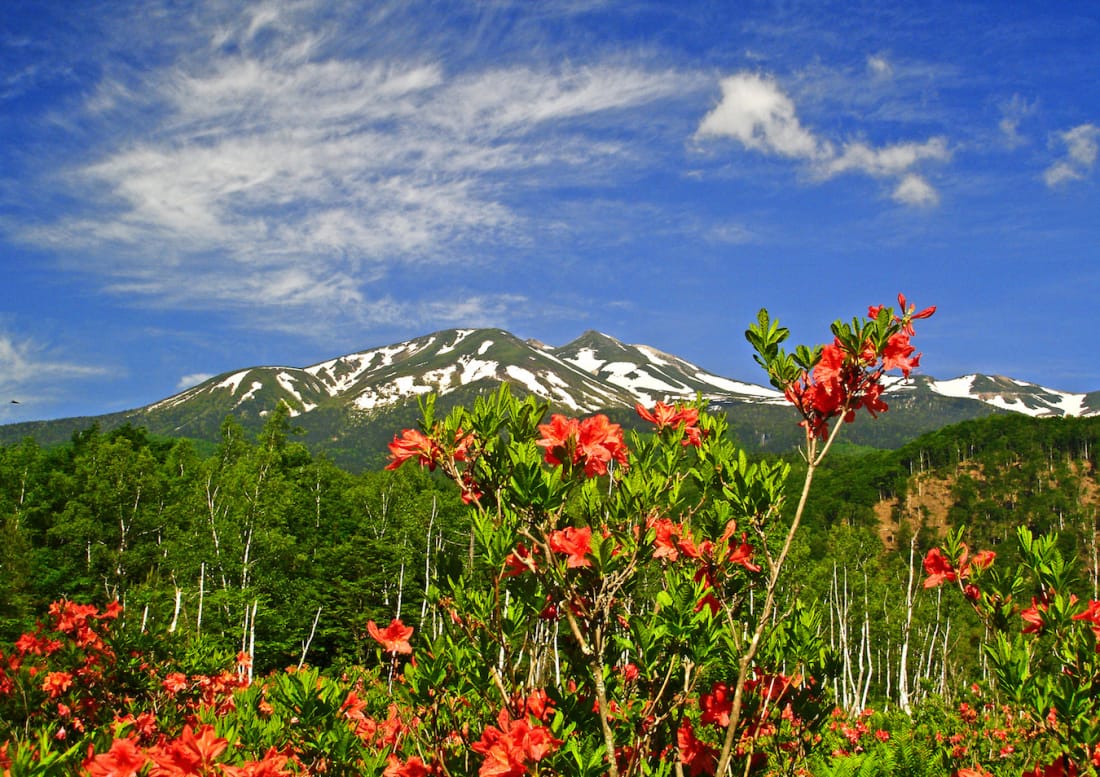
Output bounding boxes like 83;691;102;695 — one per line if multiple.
0;403;469;671
2;406;1098;710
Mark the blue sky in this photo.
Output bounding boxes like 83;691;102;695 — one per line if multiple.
2;0;1098;423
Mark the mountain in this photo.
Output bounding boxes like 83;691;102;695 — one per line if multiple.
2;328;1098;469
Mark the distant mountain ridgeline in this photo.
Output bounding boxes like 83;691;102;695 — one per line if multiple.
2;327;1098;469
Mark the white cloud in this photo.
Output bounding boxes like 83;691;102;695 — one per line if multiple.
892;174;939;207
1044;123;1099;186
866;54;893;79
1043;161;1081;187
822;137;950;178
696;73;830;160
177;372;215;390
1064;124;1099;166
696;71;949;206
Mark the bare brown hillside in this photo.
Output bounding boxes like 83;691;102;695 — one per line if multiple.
875;461;1098;551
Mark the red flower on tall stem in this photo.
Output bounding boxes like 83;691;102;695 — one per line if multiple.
367;619;414;654
922;548;957;588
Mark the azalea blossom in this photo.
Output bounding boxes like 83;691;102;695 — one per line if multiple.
548;526;593;568
472;709;562;777
385;428;441;471
727;534;762;573
1071;598;1100;642
922;548;957;588
881;332;921;377
367;618;414;654
147;724;228;776
83;737;146;777
779;294;934;439
700;682;732;727
537;413;628;477
649;517;682;561
383;755;432;777
676;720;718;777
503;543;538;577
42;670;73;698
636;401;703;445
923;545;995;589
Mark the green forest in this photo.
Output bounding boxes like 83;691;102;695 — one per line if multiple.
2;402;1099;714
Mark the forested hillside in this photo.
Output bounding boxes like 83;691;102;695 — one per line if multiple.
2;404;1098;711
0;404;471;670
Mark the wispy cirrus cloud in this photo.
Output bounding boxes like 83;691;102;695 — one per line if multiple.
0;331;110;418
998;94;1037;149
695;72;950;206
11;2;701;336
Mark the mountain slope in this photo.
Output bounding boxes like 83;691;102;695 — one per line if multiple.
1;327;1096;468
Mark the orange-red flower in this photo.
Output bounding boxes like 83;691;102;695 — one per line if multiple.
503;543;537;577
162;672;189;695
472;710;562;777
147;724;227;776
881;332;921;377
537;414;628;477
42;670;73;698
383;755;432;777
386;429;441;471
676;720;717;777
700;682;732;728
576;414;628;475
83;737;147;777
548;526;593;568
923;548;957;588
650;517;682;561
220;748;293;776
923;545;995;589
367;618;414;654
727;535;762;573
1072;599;1100;642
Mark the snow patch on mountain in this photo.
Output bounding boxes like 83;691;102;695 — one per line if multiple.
569;348;605;373
504;366;545;396
218;370;251;394
929;376;976;398
635;345;672;367
235;381;263;406
694;372;785;401
459;358;498;384
436;329;475;355
353;376;434;411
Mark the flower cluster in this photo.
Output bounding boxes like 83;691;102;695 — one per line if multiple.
386;428;473;472
470;709;562;777
82;724;293;777
536;413;628;477
636;401;703;446
922;545;996;598
754;293;935;440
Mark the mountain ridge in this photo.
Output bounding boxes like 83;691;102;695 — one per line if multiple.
2;327;1098;468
